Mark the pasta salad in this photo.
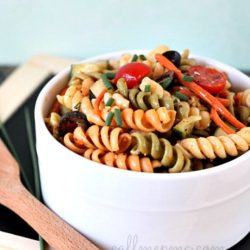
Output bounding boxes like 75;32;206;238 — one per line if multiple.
45;45;250;173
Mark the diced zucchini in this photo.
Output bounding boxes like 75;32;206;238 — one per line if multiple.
173;116;201;139
90;79;106;98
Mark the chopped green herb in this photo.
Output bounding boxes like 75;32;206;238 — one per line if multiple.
101;74;114;90
105;97;114;106
114;109;122;127
161;77;172;89
144;85;151;92
105;72;116;79
105;112;114;126
73;102;81;111
131;54;138;62
139;54;147;61
174;91;189;101
182;75;193;82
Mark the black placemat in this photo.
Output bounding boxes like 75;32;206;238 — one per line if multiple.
0;66;249;249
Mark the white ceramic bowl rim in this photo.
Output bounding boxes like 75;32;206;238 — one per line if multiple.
35;49;250;181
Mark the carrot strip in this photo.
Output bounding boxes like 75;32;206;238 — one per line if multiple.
216;97;230;107
173;87;193;97
179;88;193;97
210;108;235;134
218;90;229;98
234;92;242;106
94;89;107;115
155;54;245;130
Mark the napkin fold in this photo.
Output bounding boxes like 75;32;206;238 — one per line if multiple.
0;54;75;123
0;231;39;250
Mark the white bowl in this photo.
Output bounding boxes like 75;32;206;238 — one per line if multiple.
35;50;250;249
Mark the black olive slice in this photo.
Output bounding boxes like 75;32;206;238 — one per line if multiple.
58;111;90;137
162;50;181;68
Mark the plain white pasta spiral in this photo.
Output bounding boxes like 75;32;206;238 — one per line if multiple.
57;85;83;111
240;89;250;108
177;127;250;160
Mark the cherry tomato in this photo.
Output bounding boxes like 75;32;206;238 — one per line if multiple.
188;65;227;94
114;62;151;88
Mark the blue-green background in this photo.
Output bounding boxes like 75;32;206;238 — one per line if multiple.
1;0;250;69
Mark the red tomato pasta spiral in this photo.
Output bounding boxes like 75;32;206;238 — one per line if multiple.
83;149;161;173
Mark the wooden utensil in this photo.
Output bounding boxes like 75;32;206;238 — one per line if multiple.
0;139;100;250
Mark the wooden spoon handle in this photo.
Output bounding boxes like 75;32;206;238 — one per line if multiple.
3;182;99;250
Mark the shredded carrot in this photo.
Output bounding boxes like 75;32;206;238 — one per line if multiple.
94;89;107;115
210;108;235;134
218;90;229;98
216;97;230;107
173;87;193;97
155;54;245;130
234;92;242;106
179;88;193;97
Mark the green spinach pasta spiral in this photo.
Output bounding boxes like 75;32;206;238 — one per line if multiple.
116;78;174;111
176;100;211;130
130;132;191;173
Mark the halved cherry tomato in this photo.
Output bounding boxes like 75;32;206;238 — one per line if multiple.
114;62;151;88
188;65;227;94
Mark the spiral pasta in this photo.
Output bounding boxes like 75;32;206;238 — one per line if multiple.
179;49;197;72
57;85;83;111
121;107;176;133
116;77;173;111
176;100;210;130
72;125;132;153
189;107;211;130
127;89;171;111
83;149;161;173
239;89;250;108
63;132;86;154
238;106;250;125
45;112;61;138
130;132;192;173
80;96;105;126
150;62;166;80
177;127;250;160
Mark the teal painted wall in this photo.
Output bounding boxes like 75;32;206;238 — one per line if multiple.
1;0;250;69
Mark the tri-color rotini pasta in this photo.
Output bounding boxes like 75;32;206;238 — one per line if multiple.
45;45;250;173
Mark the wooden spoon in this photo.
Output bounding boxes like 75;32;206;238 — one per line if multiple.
0;139;100;250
